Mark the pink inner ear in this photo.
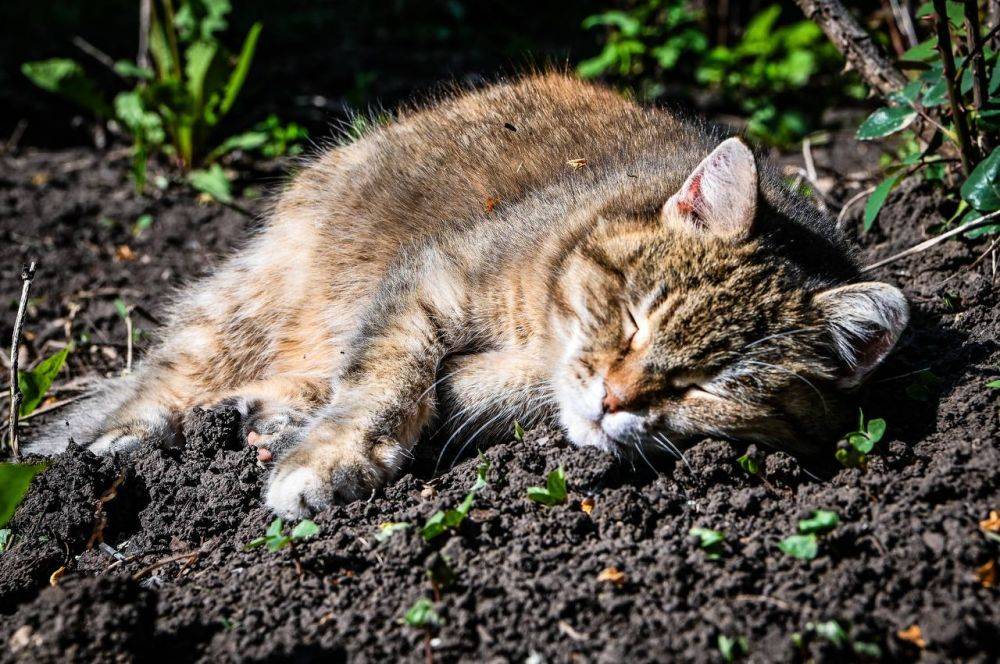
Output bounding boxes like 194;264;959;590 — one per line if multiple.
676;173;702;216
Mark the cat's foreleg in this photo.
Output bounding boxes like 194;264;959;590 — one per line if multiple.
265;297;447;517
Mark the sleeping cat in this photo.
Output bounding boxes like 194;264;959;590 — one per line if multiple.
36;74;908;517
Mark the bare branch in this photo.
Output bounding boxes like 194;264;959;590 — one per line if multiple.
860;210;1000;273
793;0;908;96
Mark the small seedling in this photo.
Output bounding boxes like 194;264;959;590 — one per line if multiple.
0;529;11;552
17;348;70;417
779;509;840;560
797;509;839;535
403;598;441;628
987;379;1000;390
245;518;319;552
0;462;48;527
779;534;819;560
802;620;881;659
836;411;886;468
513;421;525;441
736;450;759;475
421;454;490;542
718;634;749;662
526;466;567;506
689;527;726;560
374;521;410;543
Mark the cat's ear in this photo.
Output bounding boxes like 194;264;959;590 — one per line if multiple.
813;282;909;389
661;137;758;241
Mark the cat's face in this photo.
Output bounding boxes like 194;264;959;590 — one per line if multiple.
551;138;908;457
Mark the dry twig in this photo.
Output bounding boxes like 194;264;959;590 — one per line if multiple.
861;210;1000;273
7;262;37;458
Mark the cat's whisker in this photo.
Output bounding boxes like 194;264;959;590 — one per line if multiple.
632;437;661;478
415;370;461;404
743;360;828;414
653;432;693;474
447;391;552;471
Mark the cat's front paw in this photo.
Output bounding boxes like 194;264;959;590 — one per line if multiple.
264;425;409;518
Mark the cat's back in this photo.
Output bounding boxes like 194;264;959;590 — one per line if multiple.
291;74;704;239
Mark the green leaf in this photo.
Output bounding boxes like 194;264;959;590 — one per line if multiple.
0;463;48;527
421;491;476;541
527;466;568;506
113;60;154;80
243;536;266;550
866;418;887;443
265;517;283;538
0;528;11;552
513;421;525;441
184;40;219;110
690;526;726;559
856;106;917;140
188;164;233;204
375;521;410;543
864;175;900;231
174;0;232;41
17;347;70;416
404;598;440;628
961;147;1000;212
736;452;758;475
290;519;319;540
798;510;839;535
778;533;818;559
21;59;110;117
902;37;938;61
113;91;165;146
987;379;1000;389
848;432;874;454
809;620;848;647
204;130;269;163
218;22;262;118
472;452;490;491
853;641;883;658
718;634;749;662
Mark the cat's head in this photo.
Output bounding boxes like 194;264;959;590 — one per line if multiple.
551;137;908;457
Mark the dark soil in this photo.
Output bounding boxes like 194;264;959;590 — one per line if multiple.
1;143;998;663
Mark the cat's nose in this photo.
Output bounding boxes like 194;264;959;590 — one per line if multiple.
602;391;626;414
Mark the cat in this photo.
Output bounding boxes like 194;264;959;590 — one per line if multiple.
35;74;908;517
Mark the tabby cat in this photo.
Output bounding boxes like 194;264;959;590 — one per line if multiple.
37;74;908;517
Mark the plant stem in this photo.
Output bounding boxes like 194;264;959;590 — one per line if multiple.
933;0;977;174
8;262;36;459
964;0;991;111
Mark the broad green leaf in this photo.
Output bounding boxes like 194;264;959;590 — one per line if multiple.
986;379;1000;389
961;147;1000;212
148;10;178;78
778;533;818;559
866;418;887;443
856;106;916;140
188;164;233;204
921;77;947;107
902;37;937;61
404;598;440;628
291;519;320;540
204;130;269;163
218;22;262;118
0;463;48;527
864;175;901;231
184;40;219;109
174;0;231;41
421;491;475;541
690;526;726;559
265;517;283;538
960;210;1000;238
889;80;923;106
848;432;874;454
17;347;70;416
798;510;839;535
527;466;567;505
21;59;110;117
114;91;165;145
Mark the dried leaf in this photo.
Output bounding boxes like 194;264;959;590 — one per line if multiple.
975;559;997;588
979;510;1000;533
49;566;66;586
896;624;926;649
484;196;499;213
580;497;595;515
115;245;136;262
597;566;626;586
566;158;588;170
